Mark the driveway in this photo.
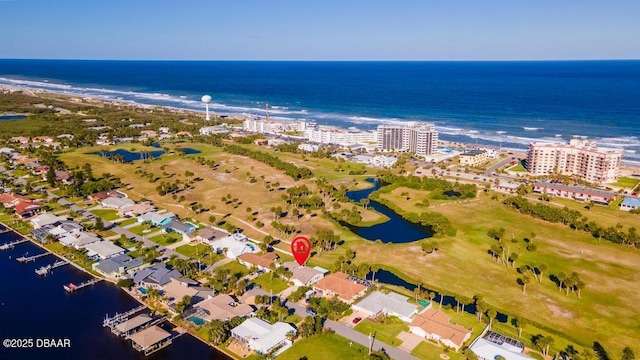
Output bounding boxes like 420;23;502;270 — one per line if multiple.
396;331;423;353
324;320;418;360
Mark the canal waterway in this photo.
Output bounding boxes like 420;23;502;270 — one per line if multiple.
0;229;229;360
344;178;433;243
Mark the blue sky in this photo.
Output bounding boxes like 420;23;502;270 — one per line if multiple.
1;0;638;60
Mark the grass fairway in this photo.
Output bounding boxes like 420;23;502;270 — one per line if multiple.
345;190;640;354
353;319;408;347
278;333;371;360
250;273;290;294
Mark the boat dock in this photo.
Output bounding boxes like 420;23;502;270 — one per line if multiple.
35;260;69;276
16;252;51;263
63;278;102;292
103;305;148;329
112;314;168;338
0;227;11;234
0;238;28;250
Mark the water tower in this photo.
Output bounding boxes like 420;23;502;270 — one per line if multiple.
201;95;212;120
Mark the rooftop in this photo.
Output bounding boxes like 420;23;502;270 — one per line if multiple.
534;182;616;198
128;326;171;349
355;291;418;319
313;272;368;302
621;196;640;207
410;309;472;347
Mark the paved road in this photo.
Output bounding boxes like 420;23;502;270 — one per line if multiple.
324;320;418;360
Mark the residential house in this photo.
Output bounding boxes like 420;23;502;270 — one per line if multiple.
54;170;73;184
497;182;521;193
101;197;135;210
409;308;472;351
118;202;155;217
230;318;296;355
30;213;66;229
194;294;255;322
130;264;183;289
196;226;228;243
0;193;29;208
208;233;257;259
83;241;126;259
352;291;420;323
139;130;157;138
163;219;196;236
282;262;326;287
58;231;102;249
470;332;533;360
138;211;176;226
92;254;147;279
312;272;369;304
237;252;279;272
14;200;42;219
620;196;640;212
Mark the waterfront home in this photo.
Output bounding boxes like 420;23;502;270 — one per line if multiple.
282;262;326;287
352;291;420;323
470;332;533;360
312;272;369;304
58;231;101;249
14;200;42;219
161;278;199;305
30;213;66;229
84;241;126;259
194;294;255;322
118;202;155;217
129;326;172;356
620;196;640;211
196;226;228;243
92;254;147;279
230;318;296;355
533;182;616;205
207;233;256;259
31;220;84;243
101;197;135;210
238;252;279;272
138;211;176;226
130;264;183;289
409;308;472;352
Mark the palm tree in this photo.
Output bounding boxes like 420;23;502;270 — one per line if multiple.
370;264;379;282
518;276;530;294
487;308;497;329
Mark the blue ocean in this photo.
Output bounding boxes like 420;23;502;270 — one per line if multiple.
0;60;639;161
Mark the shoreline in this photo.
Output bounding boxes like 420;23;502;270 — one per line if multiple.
2;74;639;165
0;221;236;360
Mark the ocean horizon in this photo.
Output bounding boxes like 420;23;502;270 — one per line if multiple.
1;59;638;163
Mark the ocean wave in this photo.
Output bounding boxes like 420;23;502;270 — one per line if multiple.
2;76;638;161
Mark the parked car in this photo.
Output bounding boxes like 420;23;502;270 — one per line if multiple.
352;317;362;324
306;308;317;316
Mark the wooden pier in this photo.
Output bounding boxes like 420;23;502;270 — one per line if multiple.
35;260;69;276
16;252;51;263
63;278;102;292
0;238;28;250
103;305;148;329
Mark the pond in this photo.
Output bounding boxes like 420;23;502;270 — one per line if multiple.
0;115;27;120
371;269;508;323
344;178;433;243
180;147;201;155
93;149;165;163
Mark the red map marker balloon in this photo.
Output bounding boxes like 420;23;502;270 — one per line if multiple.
291;236;311;266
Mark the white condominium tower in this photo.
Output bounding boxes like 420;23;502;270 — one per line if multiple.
526;139;622;184
376;123;438;156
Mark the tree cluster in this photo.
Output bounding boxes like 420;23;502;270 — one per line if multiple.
223;144;314;179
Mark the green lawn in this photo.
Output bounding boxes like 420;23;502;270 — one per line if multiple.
353;319;408;347
118;217;138;227
284;314;302;325
0;214;33;234
128;223;157;236
250;273;290;294
90;209;121;221
149;232;182;246
278;333;371;360
218;261;249;278
613;176;640;189
411;341;465;360
174;244;222;265
507;161;527;172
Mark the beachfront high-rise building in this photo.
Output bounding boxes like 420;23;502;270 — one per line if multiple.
526;139;623;184
304;126;377;146
242;118;307;135
376;123;438;157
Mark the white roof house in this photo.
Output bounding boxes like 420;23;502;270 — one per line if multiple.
230;318;296;355
470;337;534;360
59;231;102;249
84;241;126;259
352;291;419;323
282;262;325;287
208;233;256;259
30;213;65;229
101;197;135;209
620;196;640;211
